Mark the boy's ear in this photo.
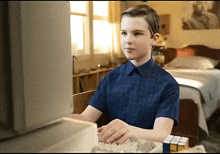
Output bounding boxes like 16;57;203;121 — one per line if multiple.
151;33;160;45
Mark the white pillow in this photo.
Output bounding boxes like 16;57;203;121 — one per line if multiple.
164;56;219;69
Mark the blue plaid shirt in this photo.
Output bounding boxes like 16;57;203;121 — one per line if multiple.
88;57;180;129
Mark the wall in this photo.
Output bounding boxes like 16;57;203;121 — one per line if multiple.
126;1;220;49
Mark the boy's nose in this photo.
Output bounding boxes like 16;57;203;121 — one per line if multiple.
125;34;134;44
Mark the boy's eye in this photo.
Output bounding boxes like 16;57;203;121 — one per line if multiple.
121;32;127;35
134;32;142;36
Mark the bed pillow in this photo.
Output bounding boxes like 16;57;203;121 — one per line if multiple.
164;56;219;69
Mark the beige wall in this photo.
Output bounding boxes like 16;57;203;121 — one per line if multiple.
126;1;220;49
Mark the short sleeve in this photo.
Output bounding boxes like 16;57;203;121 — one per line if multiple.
87;76;107;112
155;81;180;126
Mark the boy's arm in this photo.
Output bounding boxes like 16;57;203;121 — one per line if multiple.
98;117;173;144
67;105;103;123
130;117;174;142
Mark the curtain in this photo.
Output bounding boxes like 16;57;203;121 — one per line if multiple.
107;1;124;66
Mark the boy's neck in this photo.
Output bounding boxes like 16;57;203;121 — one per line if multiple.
130;56;151;67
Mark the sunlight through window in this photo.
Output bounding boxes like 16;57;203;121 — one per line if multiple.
70;1;87;55
70;1;111;55
93;20;111;54
70;15;84;50
70;1;86;14
93;1;108;17
93;1;111;54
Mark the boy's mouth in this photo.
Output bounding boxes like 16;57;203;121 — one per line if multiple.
125;47;135;50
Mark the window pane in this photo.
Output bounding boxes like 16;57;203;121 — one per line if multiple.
70;15;84;51
93;1;108;17
93;20;111;54
70;1;86;14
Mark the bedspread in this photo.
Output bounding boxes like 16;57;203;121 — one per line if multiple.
163;67;220;135
164;68;220;105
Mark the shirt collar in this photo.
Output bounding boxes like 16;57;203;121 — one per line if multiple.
126;57;155;78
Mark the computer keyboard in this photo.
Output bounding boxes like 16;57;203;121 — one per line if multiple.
91;137;162;153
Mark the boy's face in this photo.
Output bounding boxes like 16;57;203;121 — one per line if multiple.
121;16;158;65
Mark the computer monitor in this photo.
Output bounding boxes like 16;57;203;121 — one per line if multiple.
0;1;73;141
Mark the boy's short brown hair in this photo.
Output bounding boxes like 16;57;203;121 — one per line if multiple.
121;5;162;38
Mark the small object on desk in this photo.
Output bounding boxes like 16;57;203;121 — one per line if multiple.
179;137;189;149
166;135;174;140
163;135;189;153
163;139;171;153
175;145;206;153
170;140;178;152
173;136;181;141
177;142;187;152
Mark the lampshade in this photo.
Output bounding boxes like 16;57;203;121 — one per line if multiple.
156;34;167;46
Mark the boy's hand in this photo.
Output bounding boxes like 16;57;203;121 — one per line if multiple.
97;119;133;144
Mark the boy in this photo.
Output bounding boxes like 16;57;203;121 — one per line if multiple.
69;5;179;144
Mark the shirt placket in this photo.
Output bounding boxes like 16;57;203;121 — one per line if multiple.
126;68;140;124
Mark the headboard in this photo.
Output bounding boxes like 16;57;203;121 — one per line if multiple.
164;45;220;65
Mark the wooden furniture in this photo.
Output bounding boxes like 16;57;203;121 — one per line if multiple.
164;45;220;65
72;68;114;94
73;90;96;114
72;90;200;147
73;90;109;127
171;99;199;147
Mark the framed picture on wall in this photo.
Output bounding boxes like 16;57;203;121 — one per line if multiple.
181;1;220;30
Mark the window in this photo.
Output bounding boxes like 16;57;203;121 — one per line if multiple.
70;1;87;55
70;1;111;56
93;1;111;54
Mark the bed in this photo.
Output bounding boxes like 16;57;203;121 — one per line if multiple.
162;45;220;146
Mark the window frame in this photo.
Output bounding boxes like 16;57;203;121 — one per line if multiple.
70;1;110;57
70;1;87;55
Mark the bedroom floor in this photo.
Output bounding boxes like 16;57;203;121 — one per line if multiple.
199;109;220;153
